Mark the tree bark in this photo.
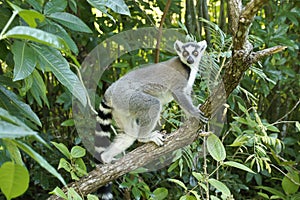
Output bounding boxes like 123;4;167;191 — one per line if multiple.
47;0;286;199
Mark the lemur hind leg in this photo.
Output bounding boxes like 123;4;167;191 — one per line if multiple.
101;113;138;163
132;93;165;146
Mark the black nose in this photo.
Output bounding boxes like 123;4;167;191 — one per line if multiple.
187;56;194;64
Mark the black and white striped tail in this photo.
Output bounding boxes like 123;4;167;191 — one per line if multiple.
94;99;112;162
94;99;113;200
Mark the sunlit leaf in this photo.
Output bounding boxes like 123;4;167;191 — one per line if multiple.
5;26;69;51
0;162;29;200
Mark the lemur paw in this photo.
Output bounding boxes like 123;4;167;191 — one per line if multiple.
197;104;208;124
138;131;166;146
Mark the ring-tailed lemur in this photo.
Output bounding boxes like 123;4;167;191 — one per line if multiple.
95;40;207;164
95;40;207;200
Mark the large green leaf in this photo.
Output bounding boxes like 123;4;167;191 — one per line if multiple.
0;162;29;200
87;0;131;16
207;134;226;162
4;26;69;51
282;171;300;195
31;45;87;106
48;12;92;33
12;140;66;185
0;121;37;138
0;85;42;126
44;0;67;15
12;41;37;81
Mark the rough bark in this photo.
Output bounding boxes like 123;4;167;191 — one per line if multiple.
47;0;286;199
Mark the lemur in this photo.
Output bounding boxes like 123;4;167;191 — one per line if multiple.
94;40;208;165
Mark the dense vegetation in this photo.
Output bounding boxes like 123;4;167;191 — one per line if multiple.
0;0;299;199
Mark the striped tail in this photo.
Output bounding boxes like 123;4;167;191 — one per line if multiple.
94;99;112;162
94;99;114;200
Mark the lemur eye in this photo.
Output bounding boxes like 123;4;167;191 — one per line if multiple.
183;51;189;57
193;51;199;56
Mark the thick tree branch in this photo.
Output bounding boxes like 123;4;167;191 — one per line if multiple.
47;0;287;199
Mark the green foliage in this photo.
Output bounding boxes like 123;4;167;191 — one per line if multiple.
52;142;87;180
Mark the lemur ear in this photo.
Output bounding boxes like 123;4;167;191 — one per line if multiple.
197;40;207;51
174;40;183;52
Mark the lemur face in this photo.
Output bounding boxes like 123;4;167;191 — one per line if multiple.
174;40;207;67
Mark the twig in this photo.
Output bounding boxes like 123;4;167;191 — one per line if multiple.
272;99;300;124
154;0;172;63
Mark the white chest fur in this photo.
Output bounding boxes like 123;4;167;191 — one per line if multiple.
187;67;198;89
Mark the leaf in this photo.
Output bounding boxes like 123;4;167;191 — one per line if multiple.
18;10;45;27
48;12;92;33
207;134;226;162
282;171;300;195
29;70;49;107
31;45;87;106
255;186;286;198
152;187;168;200
58;158;72;172
87;0;131;16
12;140;66;185
44;0;67;15
192;172;203;182
168;178;187;190
61;119;75;126
12;41;37;81
49;187;68;200
0;162;29;200
2;139;23;165
4;26;69;51
67;188;82;200
87;194;99;200
0;85;42;126
223;161;256;174
51;142;71;159
41;23;78;54
208;178;231;197
70;146;86;158
296;121;300;132
26;0;43;12
0;121;37;138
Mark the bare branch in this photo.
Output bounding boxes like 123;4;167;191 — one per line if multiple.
251;45;287;63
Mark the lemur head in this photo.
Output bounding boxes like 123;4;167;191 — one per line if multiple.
174;40;207;67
